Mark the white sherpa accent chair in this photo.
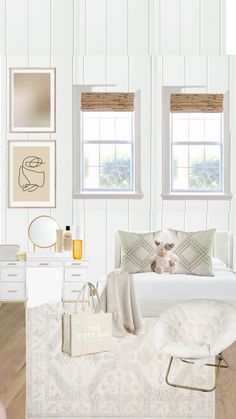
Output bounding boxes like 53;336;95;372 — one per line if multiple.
155;299;236;392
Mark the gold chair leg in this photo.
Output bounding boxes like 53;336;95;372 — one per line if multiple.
165;353;226;392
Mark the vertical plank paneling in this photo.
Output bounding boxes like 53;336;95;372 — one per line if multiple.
181;0;200;54
129;55;151;231
84;200;107;279
185;201;207;231
85;0;107;54
0;0;231;277
6;0;28;54
72;55;85;250
163;55;185;86
28;54;51;251
107;0;128;54
0;55;7;243
74;0;86;54
29;0;50;54
83;55;106;85
160;0;180;54
185;55;206;86
83;54;107;278
51;0;73;53
51;54;73;230
0;0;6;54
207;201;230;231
106;55;129;272
207;55;229;92
6;52;29;251
151;55;163;230
201;0;220;54
162;201;185;231
129;0;149;54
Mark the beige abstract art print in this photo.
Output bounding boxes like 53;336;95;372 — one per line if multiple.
10;68;56;133
8;141;56;208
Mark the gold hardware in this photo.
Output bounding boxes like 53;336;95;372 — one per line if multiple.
7;262;17;265
165;353;229;392
71;262;81;266
7;290;17;293
39;262;49;266
7;274;17;277
71;290;81;293
71;273;82;277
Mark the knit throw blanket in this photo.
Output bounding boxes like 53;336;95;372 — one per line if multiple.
99;270;144;337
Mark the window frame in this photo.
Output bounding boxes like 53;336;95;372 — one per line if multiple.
73;85;142;199
162;86;232;200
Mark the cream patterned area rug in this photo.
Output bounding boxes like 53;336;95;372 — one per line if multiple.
27;304;214;419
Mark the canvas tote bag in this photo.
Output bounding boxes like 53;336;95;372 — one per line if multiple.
62;282;112;357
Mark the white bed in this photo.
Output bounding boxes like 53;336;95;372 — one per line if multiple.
96;231;236;317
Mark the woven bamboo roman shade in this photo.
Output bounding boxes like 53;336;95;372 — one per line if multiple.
81;92;135;111
170;93;224;113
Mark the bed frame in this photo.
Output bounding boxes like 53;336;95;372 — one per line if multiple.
115;231;234;270
114;231;234;316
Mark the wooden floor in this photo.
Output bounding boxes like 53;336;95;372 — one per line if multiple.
0;302;236;419
215;341;236;419
0;303;26;419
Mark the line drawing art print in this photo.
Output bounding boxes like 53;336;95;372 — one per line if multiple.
9;141;56;208
18;156;45;192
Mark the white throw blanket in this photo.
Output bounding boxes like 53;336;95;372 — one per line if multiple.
99;270;144;337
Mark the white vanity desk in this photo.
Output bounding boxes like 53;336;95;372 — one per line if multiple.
0;254;89;306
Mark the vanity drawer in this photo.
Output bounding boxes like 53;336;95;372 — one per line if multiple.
0;281;25;300
27;261;64;267
1;268;25;282
63;281;88;301
65;260;89;268
65;268;88;282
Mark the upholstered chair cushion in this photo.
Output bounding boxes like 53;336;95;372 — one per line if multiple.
155;299;236;359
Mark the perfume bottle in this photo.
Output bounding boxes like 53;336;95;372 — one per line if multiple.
72;225;83;260
63;226;72;251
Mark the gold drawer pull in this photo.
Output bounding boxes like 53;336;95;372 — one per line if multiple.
7;274;18;277
39;263;49;266
71;290;81;293
71;273;82;277
71;262;81;266
7;290;17;293
7;263;17;266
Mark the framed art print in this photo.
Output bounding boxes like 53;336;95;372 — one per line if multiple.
8;141;56;208
10;68;56;133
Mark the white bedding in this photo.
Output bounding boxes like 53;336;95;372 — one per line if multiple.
96;266;236;316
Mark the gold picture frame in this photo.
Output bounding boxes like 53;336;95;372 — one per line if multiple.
8;140;56;208
9;68;56;133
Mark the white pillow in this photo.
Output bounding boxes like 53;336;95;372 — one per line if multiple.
212;257;227;269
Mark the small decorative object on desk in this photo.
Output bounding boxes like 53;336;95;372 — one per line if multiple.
0;245;20;261
56;229;63;253
17;251;27;261
72;225;83;260
63;226;72;251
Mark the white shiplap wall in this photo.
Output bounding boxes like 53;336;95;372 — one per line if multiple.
0;0;232;279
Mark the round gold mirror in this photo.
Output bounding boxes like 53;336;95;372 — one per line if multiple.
28;215;60;249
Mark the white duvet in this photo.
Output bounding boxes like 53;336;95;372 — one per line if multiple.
97;260;236;301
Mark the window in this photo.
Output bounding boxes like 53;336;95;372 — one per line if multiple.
73;90;142;199
162;88;231;200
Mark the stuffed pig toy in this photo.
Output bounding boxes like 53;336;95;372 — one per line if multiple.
149;241;179;274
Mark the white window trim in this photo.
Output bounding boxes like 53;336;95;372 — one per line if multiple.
162;86;232;201
72;85;142;199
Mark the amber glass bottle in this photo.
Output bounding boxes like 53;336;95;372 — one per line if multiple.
72;226;83;260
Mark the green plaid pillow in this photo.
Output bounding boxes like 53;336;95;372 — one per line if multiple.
118;230;161;273
168;229;216;276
